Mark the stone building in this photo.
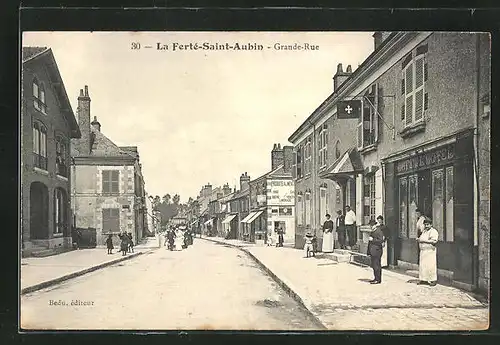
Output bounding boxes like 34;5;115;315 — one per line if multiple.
243;144;294;244
228;172;251;241
70;86;148;247
288;32;490;294
21;47;81;256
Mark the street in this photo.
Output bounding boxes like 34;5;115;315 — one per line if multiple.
21;240;322;330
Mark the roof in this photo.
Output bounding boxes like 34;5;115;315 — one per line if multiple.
288;32;399;143
250;164;292;184
22;47;81;138
319;148;364;180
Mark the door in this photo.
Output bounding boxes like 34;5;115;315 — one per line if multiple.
30;182;49;240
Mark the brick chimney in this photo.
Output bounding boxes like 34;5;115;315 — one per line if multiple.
283;145;294;173
223;183;232;195
333;64;352;92
271;143;284;171
77;85;91;154
373;31;392;50
91;116;101;132
240;172;250;191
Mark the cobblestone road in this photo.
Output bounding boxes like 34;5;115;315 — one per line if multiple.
20;240;322;330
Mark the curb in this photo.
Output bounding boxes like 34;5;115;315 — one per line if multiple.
202;238;327;330
21;250;149;295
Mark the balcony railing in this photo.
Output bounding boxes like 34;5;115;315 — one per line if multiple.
33;153;48;171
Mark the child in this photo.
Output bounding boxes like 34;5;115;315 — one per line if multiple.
127;232;134;253
105;234;114;254
304;231;315;258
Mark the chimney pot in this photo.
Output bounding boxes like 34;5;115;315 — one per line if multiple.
79;89;84;97
277;143;281;149
337;63;343;73
346;65;352;73
84;85;89;97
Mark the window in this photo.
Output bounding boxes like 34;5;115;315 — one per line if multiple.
102;208;120;233
296;146;303;179
318;124;328;168
54;188;67;234
431;167;454;242
55;136;68;177
102;170;120;194
398;174;418;238
32;78;47;114
320;187;327;219
32;122;47;170
363;175;376;225
401;46;427;127
357;84;379;150
304;137;312;175
305;192;311;226
297;194;303;225
335;183;341;205
334;140;341;160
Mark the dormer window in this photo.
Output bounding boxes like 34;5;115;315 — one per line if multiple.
32;78;47;114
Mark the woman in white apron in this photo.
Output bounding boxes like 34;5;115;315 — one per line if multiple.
321;214;334;253
174;228;184;251
417;217;439;286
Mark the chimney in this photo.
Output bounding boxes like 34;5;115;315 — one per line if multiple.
91;116;101;132
333;64;353;92
373;31;392;50
271;143;284;171
77;85;91;154
223;183;231;195
283;146;294;173
240;172;250;191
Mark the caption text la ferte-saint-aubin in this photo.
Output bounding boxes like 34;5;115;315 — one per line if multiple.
131;42;320;51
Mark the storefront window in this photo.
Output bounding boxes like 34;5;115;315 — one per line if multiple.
408;175;418;238
305;192;311;226
445;166;454;242
432;168;444;241
320;187;327;219
399;177;408;238
363;175;376;224
297;194;303;225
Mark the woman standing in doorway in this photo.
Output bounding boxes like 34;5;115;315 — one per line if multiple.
417;217;439;286
321;214;334;253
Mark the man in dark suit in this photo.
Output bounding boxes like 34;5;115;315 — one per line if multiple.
335;210;346;249
368;215;386;284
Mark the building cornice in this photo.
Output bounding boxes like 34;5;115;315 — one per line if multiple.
73;156;136;165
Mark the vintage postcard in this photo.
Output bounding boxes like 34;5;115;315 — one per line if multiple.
19;31;490;331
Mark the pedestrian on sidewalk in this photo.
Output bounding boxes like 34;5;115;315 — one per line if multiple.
344;205;357;249
119;232;128;256
417;217;439;286
105;234;114;254
367;216;386;284
277;226;284;247
321;214;334;253
335;210;347;249
304;231;315;258
127;232;134;253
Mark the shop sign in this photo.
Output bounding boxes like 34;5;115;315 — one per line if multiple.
267;179;295;205
396;143;455;175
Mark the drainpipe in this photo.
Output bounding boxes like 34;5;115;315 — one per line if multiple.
306;119;318;236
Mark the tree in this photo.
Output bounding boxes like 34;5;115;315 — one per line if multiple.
162;194;171;205
173;194;180;205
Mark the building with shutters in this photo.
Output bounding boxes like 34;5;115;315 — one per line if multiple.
228;174;251;241
70;85;148;247
21;47;82;256
288;32;490;294
242;144;294;244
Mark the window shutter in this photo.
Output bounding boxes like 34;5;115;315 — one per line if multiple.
415;89;424;121
357;99;364;149
374;85;379;143
415;58;424;89
292;150;297;179
401;103;405;121
401;78;405;95
405;94;413;126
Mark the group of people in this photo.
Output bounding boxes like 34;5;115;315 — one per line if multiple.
266;226;285;247
307;206;439;287
105;231;134;256
164;225;194;251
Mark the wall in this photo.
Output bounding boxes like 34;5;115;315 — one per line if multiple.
21;57;73;250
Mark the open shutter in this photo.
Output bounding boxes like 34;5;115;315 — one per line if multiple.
292;149;297;179
357;98;364;149
374;84;379;143
414;57;425;122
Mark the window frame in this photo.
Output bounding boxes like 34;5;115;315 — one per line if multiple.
318;124;328;168
363;174;376;225
102;170;120;194
55;136;68;177
32;78;47;114
32;121;48;171
357;84;379;150
296;194;303;225
304;138;312;176
401;51;427;127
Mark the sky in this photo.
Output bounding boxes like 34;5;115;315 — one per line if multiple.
23;31;374;203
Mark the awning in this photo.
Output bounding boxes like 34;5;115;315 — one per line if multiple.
222;214;237;224
319;148;364;182
240;212;257;223
246;211;263;224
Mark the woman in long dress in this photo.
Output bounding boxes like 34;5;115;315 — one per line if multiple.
417;217;439;286
174;228;184;251
321;214;334;253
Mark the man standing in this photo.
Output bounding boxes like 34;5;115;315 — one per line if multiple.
368;215;386;284
344;205;357;249
335;210;346;249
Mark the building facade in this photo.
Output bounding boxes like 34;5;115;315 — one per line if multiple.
21;47;81;256
288;32;490;294
70;86;148;247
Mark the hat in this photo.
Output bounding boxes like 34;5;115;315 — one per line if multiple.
305;231;313;236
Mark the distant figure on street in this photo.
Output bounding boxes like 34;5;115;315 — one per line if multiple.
417;217;439;286
304;231;315;258
367;216;386;284
166;228;176;251
174;227;184;251
344;205;357;249
276;226;284;247
335;210;347;249
105;234;114;254
321;214;334;253
119;232;128;256
127;232;134;253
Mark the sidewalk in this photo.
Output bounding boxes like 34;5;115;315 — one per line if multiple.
21;236;160;294
204;237;489;331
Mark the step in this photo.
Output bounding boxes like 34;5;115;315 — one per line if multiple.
324;252;351;263
31;247;73;258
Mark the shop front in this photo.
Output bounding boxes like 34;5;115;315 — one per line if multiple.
384;129;475;286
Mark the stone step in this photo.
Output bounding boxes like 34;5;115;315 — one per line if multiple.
31;247;73;258
324;252;351;263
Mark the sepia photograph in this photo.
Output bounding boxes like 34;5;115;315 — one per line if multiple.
19;30;490;331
